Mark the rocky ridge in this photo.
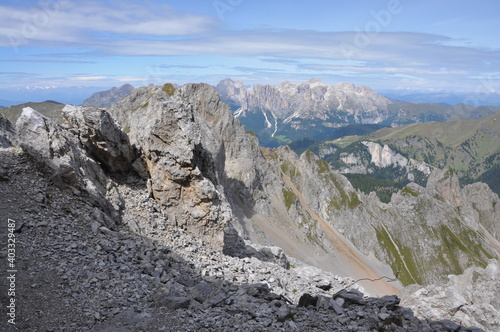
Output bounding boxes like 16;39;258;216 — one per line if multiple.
1;83;500;330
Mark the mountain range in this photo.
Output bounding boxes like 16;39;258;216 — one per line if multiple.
216;78;500;147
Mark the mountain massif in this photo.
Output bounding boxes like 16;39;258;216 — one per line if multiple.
216;78;500;147
1;83;500;330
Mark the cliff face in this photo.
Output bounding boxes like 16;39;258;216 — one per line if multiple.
271;146;500;286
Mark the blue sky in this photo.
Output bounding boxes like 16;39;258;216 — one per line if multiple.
0;0;499;101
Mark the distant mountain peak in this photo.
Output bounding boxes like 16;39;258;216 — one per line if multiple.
82;84;135;108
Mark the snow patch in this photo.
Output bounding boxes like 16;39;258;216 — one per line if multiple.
262;110;272;129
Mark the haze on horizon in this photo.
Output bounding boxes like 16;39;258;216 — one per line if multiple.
0;0;499;103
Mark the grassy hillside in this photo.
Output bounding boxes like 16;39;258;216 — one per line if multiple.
291;114;500;198
0;100;65;124
367;114;500;192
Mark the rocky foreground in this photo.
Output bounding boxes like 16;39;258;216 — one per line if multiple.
0;148;485;331
1;83;499;331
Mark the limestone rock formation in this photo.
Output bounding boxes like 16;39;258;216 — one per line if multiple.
331;140;434;182
15;107;119;224
61;105;140;174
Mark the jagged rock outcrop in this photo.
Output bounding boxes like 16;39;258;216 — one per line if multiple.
402;260;500;331
15;107;120;224
0;113;14;147
61;105;140;174
108;84;262;250
82;84;135;108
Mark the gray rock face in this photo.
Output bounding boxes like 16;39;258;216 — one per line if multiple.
0;113;15;147
61;105;139;174
108;84;244;249
15;107;119;222
402;260;500;332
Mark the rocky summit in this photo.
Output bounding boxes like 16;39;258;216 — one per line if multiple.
1;83;499;331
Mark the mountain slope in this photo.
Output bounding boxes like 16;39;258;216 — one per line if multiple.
0;100;65;124
298;114;500;200
2;83;500;330
367;114;500;191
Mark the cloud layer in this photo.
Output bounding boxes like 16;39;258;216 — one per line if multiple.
0;1;499;93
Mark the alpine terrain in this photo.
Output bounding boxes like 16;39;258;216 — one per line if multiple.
0;83;499;331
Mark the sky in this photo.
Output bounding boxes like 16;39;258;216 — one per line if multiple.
0;0;499;103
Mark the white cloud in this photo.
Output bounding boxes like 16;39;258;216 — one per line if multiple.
0;2;499;92
0;1;216;48
71;75;109;81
